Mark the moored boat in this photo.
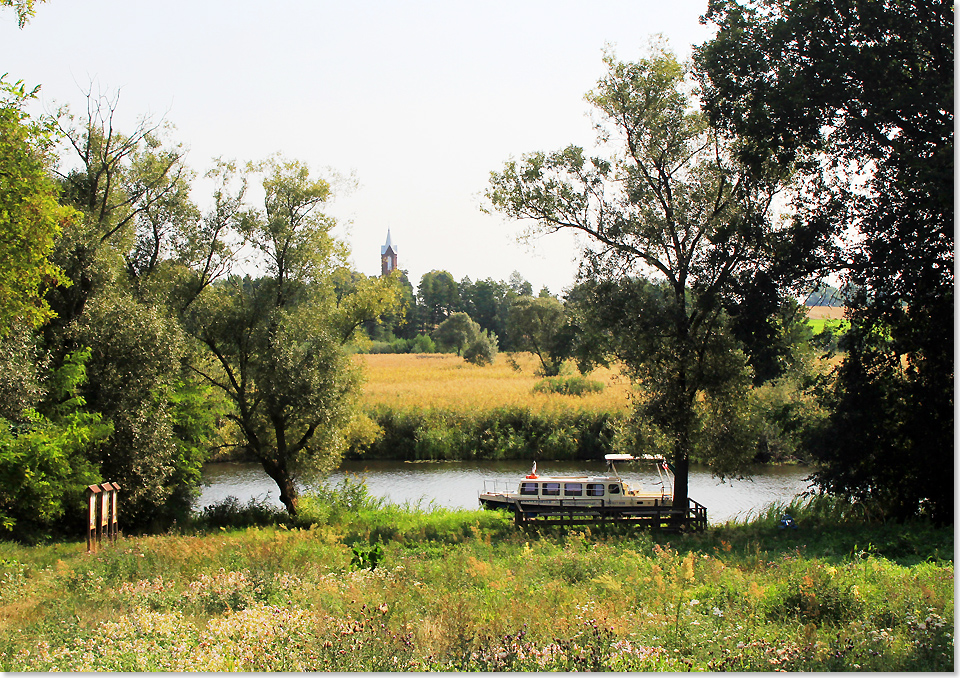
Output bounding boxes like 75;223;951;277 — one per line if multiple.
478;454;674;515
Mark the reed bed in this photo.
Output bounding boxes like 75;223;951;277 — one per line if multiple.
354;353;632;415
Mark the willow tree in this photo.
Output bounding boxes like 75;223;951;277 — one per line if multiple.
188;156;401;514
486;45;785;509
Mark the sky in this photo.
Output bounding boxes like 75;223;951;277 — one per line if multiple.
3;0;716;296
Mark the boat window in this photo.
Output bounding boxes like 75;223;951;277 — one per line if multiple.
586;483;604;497
520;482;538;496
564;483;583;496
608;483;621;495
542;482;560;496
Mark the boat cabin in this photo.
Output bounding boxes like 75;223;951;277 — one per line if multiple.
518;480;624;498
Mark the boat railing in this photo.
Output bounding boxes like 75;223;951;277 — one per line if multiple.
481;478;515;495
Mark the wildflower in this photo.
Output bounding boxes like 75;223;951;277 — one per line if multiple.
712;607;723;617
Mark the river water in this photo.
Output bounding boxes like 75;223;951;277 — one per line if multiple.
197;459;816;525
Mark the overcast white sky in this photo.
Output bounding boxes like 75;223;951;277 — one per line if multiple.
3;0;715;295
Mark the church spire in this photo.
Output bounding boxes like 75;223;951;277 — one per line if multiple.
380;229;397;276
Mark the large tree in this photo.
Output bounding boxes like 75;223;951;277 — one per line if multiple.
49;87;192;330
188;157;400;514
416;270;459;328
695;0;953;522
487;46;784;510
507;295;566;376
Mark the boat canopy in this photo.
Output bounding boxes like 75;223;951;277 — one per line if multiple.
604;454;665;463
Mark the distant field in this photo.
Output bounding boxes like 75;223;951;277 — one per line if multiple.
806;305;846;320
355;352;632;413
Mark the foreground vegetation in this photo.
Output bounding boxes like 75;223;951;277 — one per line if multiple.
0;485;951;672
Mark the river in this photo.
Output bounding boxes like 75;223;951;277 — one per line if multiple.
197;459;816;525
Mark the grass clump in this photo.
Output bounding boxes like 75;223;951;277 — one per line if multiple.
533;375;606;396
0;487;952;672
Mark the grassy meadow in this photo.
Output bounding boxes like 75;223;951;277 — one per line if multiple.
0;485;952;672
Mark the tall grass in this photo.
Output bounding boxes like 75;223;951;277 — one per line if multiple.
0;486;952;672
355;352;631;414
350;352;628;460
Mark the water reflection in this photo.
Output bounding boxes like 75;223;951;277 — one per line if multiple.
198;459;816;525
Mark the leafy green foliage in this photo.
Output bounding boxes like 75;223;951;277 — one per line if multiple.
463;328;499;366
812;314;950;522
532;375;604;396
417;269;459;327
72;289;212;529
432;311;480;356
0;76;72;333
508;295;566;375
696;0;954;522
355;405;616;461
188;156;397;515
0;348;111;540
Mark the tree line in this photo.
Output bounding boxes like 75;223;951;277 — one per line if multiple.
0;74;403;536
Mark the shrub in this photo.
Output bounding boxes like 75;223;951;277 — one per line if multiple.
464;330;499;366
194;495;287;530
410;334;436;353
533;376;605;396
354;406;619;461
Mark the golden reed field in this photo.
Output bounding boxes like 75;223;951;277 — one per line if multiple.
354;352;632;414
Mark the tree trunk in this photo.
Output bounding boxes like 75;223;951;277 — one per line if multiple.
261;458;299;515
672;451;690;513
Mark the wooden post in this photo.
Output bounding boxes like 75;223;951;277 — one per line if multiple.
106;482;120;542
98;483;111;547
86;485;102;553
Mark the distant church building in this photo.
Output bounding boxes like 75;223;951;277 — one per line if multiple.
380;229;398;277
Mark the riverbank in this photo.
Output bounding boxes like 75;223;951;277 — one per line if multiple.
0;490;951;672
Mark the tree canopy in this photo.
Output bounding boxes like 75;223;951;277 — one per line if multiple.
487;45;785;507
187;156;400;514
696;0;953;522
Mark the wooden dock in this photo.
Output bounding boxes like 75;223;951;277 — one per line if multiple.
509;497;707;532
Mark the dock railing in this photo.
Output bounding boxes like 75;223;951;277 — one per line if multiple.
508;496;708;532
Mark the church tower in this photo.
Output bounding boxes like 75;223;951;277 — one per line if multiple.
380;229;397;277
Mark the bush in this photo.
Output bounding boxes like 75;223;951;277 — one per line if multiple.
533;376;605;396
193;495;287;530
411;334;436;353
464;330;499;366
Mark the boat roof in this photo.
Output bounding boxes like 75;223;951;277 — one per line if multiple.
522;475;621;482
